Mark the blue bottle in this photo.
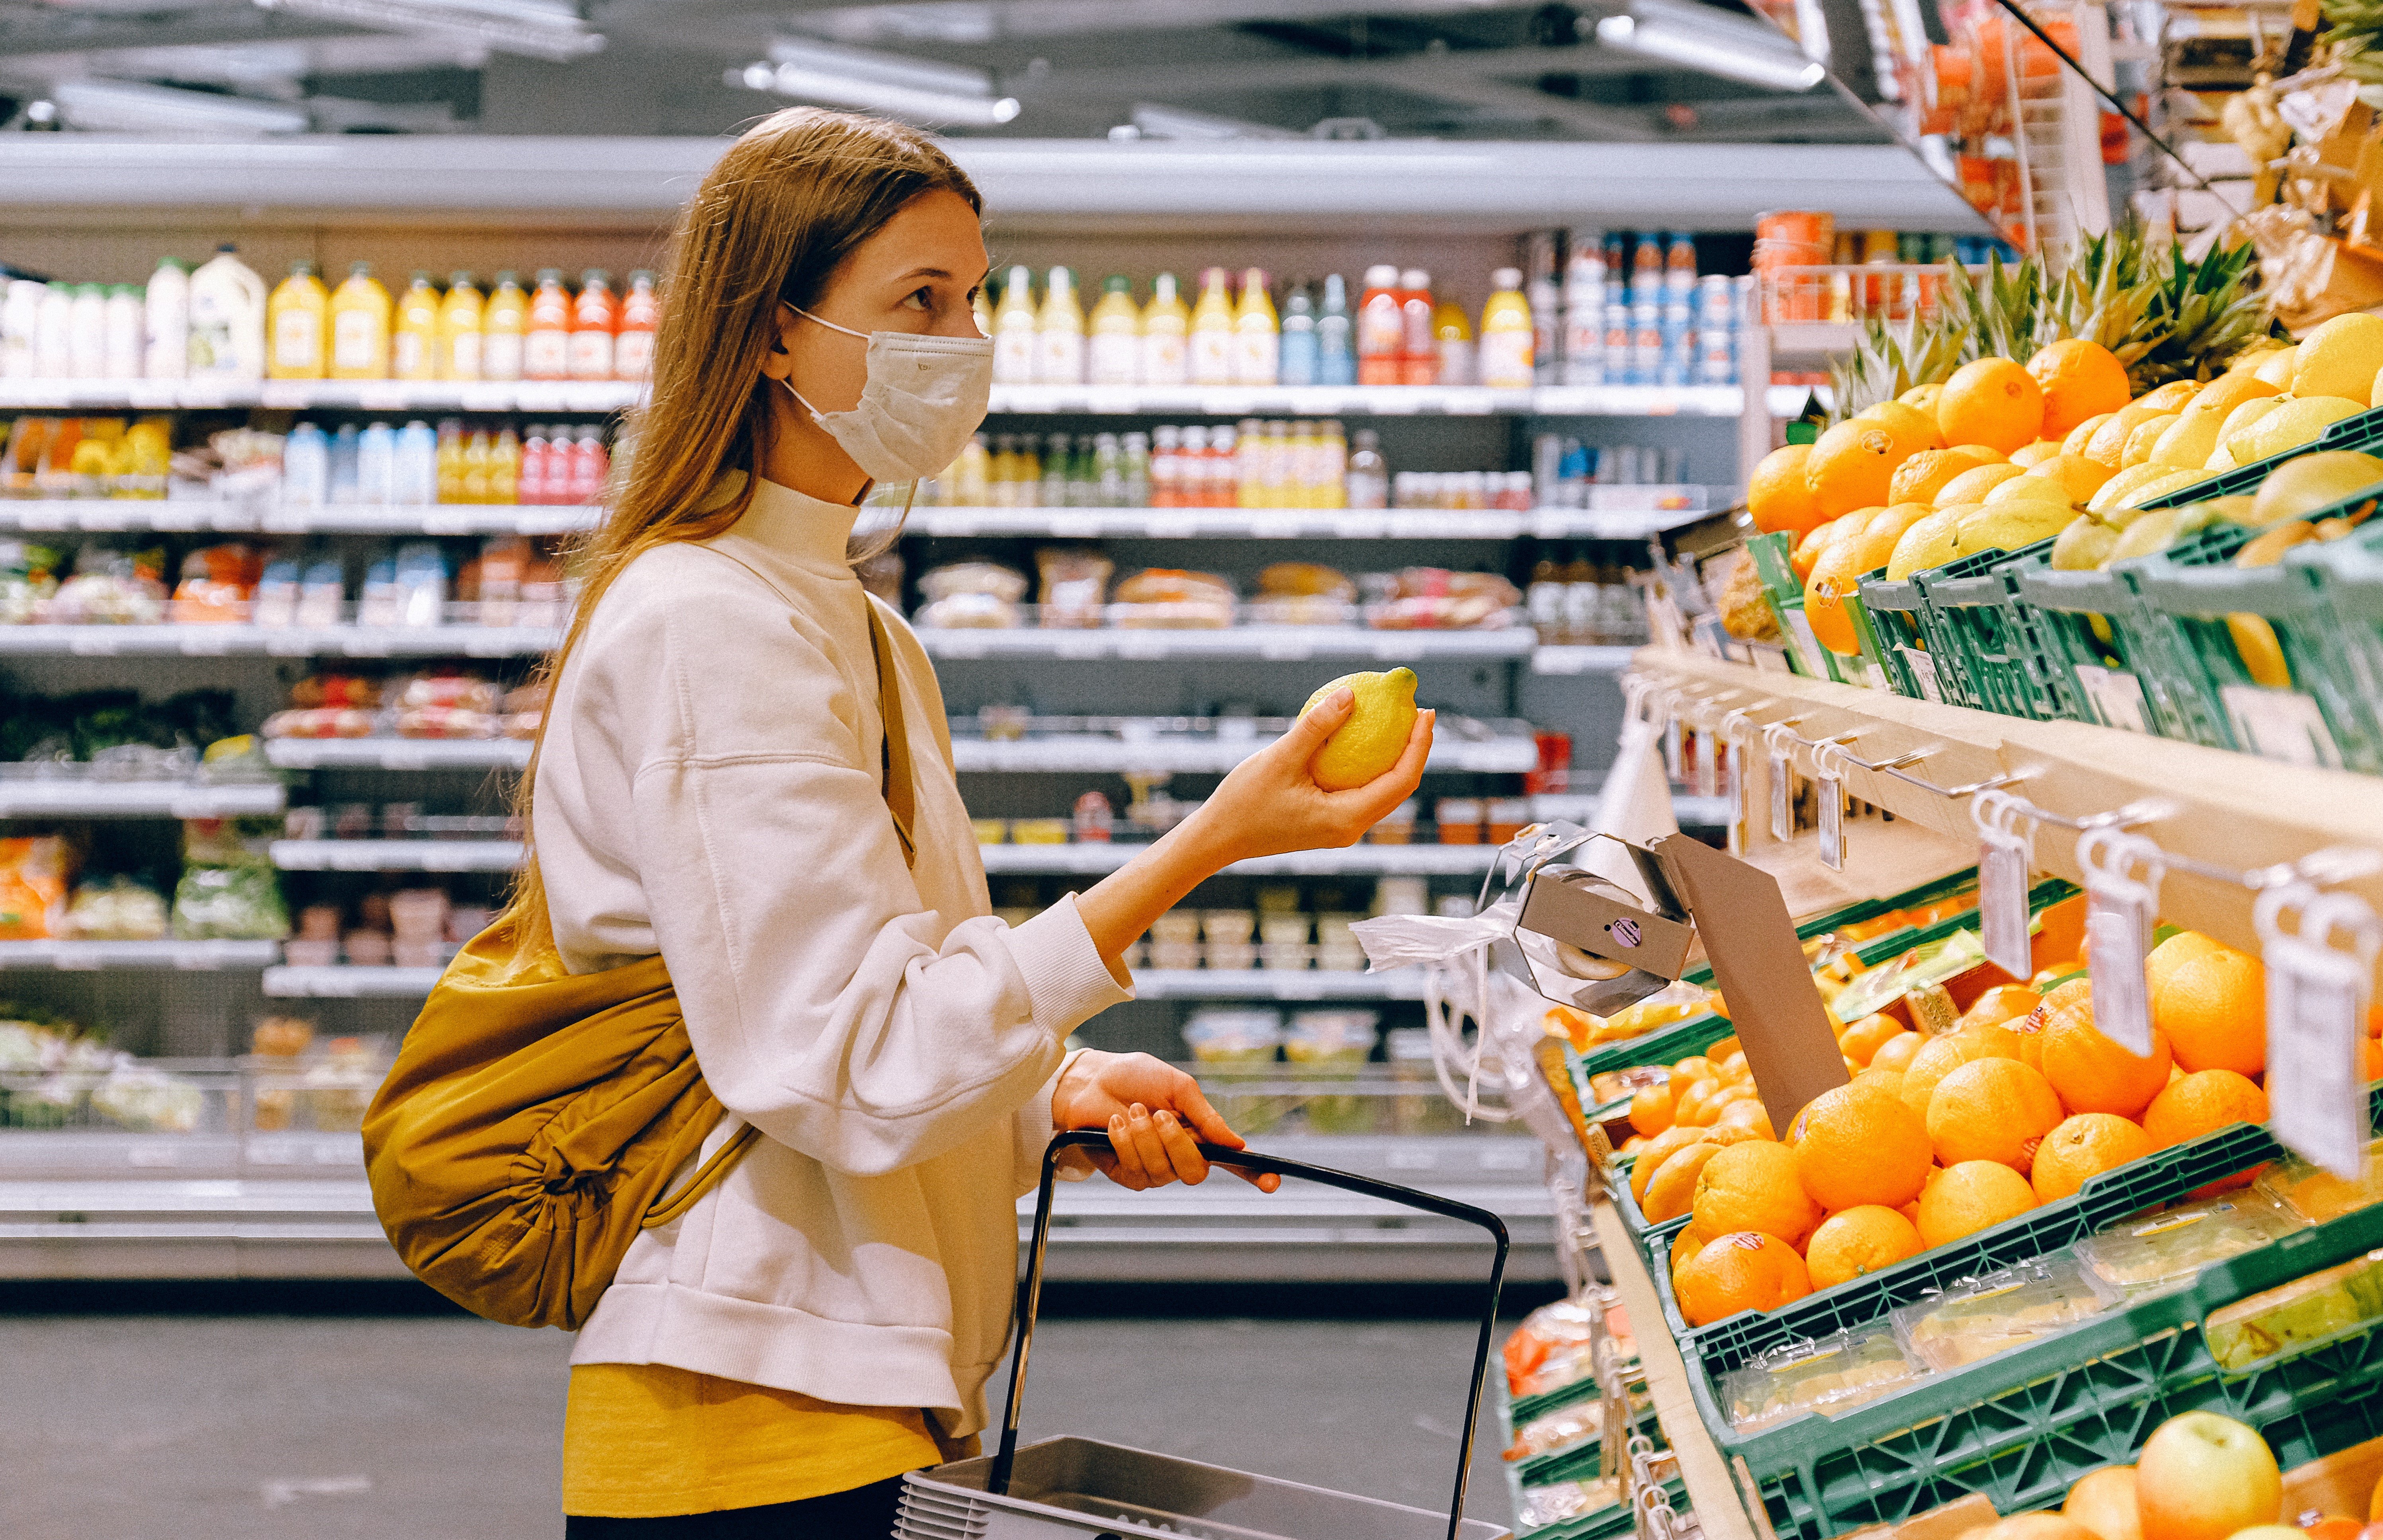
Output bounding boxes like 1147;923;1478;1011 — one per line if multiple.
1315;274;1354;386
1278;284;1318;387
282;422;328;507
327;423;360;505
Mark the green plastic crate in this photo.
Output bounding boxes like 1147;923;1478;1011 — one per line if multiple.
2136;401;2383;510
1839;565;1913;697
2283;522;2383;772
1700;1192;2383;1540
2020;553;2202;743
1921;539;2085;723
1857;572;1954;706
1747;530;1851;684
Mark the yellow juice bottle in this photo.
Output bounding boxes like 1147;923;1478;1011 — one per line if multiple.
1139;273;1189;387
267;261;329;381
992;266;1037;385
439;271;484;382
481;271;527;383
490;427;520;504
1188;267;1235;387
460;428;492;503
1477;265;1535;389
1232;267;1278;387
328;261;392;381
435;419;466;503
392;272;441;382
1087;276;1140;387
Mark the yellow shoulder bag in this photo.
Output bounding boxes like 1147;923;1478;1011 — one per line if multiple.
362;601;919;1329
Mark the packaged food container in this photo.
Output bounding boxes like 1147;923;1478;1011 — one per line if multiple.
1010;818;1070;845
1185;1007;1284;1130
1387;1025;1465;1133
343;930;392;966
282;938;337;968
1150;910;1202;946
1204;940;1256;972
971;818;1008;845
1288;1008;1378;1132
1258;944;1314;971
1513;1478;1620;1530
1315;913;1362;950
1485;797;1532;844
1435;797;1484;844
2257;1137;2383;1224
1891;1253;2120;1371
1259;913;1311;947
1373;876;1428;916
2204;1247;2383;1371
392;940;443;968
1367;798;1419;845
2078;1191;2307;1301
1722;1323;1926;1432
1201;909;1256;944
1151;940;1200;971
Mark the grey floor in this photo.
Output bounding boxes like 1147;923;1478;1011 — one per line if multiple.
0;1310;1517;1539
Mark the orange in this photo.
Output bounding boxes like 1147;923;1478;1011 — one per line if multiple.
1718;1098;1777;1140
1707;1034;1742;1062
2017;977;2091;1072
1926;1057;2065;1172
1670;1222;1714;1280
2040;993;2172;1117
1804;1205;1925;1289
1936;461;2029;506
1803;504;1925;654
1853;1067;1906;1100
1673;1077;1725;1127
2029;339;2133;439
2141;1068;2269;1147
1899;1032;2021;1117
1937;357;2046;452
1958;984;2042;1033
1673;1230;1812;1326
2060;1465;2141;1540
1868;1031;1924;1073
1629;1079;1679;1137
2023;452;2116;502
1714;1049;1751;1083
1791;516;1847;582
1629;1123;1715;1203
1788;1082;1933;1209
2147;932;2266;1077
2009;439;2065;468
1916;1158;2039;1246
2032;1113;2153;1202
1954;1021;2025;1061
2062;412;2116;456
1691;1140;1823;1248
1642;1141;1725;1222
1839;1012;1906;1066
1889;446;1999;504
1856;399;1947;454
1749;444;1826;536
1806;418;1913;517
1968;1517;2100;1540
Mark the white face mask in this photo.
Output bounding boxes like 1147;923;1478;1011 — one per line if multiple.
781;304;993;484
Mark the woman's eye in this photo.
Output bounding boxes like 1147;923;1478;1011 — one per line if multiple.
901;288;933;312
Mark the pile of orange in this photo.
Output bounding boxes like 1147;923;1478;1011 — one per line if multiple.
1647;927;2305;1329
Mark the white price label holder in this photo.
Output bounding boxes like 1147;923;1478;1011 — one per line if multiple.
1660;689;1685;783
2077;825;2167;1055
1763;721;1799;845
1972;789;2040;980
1719;709;1756;858
1812;740;1850;871
2254;882;2381;1178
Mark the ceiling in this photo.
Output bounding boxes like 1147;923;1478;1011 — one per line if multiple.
0;0;1898;143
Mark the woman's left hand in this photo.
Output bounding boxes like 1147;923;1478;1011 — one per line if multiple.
1050;1049;1281;1192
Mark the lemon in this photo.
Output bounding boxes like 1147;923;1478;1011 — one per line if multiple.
2122;413;2180;468
2228;614;2294;689
2112;468;2214;511
1934;462;2027;506
2182;372;2281;421
2051;514;2120;570
2008;440;2064;468
1303;667;1419;789
1984;472;2073;508
2085;463;2180;512
1954;500;2076;555
2252;345;2300;389
2247;449;2383;526
2214;396;2286;459
1886;509;1963;580
2150;412;2222;468
2084;403;2165;467
2136;380;2202;412
2023;453;2115;503
2233;395;2367;462
2062;413;2117;456
2290;312;2383;403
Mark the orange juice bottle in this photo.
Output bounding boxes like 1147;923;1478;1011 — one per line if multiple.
1231;267;1278;387
524;269;572;382
569;269;616;381
615;269;658;382
392;273;442;382
267;261;328;381
439;272;484;382
328;261;391;381
460;428;493;503
1138;273;1189;386
1356;265;1403;386
1188;267;1235;386
482;272;527;382
1398;269;1437;387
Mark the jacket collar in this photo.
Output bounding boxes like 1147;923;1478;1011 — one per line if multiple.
707;471;864;577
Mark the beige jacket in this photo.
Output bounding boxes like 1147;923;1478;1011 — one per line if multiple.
532;475;1131;1437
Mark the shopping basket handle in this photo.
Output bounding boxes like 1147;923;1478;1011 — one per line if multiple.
992;1127;1511;1540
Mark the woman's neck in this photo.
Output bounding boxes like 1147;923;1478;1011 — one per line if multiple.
760;387;871;506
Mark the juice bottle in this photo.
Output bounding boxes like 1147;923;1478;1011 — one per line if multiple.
328;261;391;381
1262;420;1294;507
1034;265;1084;386
103;286;142;380
435;418;466;503
267;261;329;381
439;272;484;382
1138;273;1189;386
949;433;990;506
524;269;573;382
568;428;609;505
1477;266;1535;389
614;269;658;382
393;273;442;382
1086;276;1140;387
395;420;439;505
489;427;520;504
1355;265;1402;386
145;258;189;380
1397;269;1437;387
518;425;549;505
188;245;267;382
1173;425;1205;507
569;269;616;381
1316;273;1353;387
1203;423;1236;506
1231;267;1278;387
991;265;1036;385
1317;419;1349;509
483;272;528;382
1432;295;1473;387
1187;267;1235;386
1277;283;1317;387
1148;424;1180;507
1234;417;1263;508
66;284;106;379
461;428;493;504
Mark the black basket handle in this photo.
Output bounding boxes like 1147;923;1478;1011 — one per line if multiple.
992;1128;1511;1540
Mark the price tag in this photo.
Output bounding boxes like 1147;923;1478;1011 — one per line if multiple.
2078;826;2164;1053
1902;646;1945;703
2221;685;2345;769
2074;665;2151;734
1662;710;1683;783
1720;711;1753;859
1692;726;1719;799
2256;884;2381;1178
1816;753;1844;871
1971;790;2037;980
1766;728;1795;844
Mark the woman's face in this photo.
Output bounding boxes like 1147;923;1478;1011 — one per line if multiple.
768;187;990;416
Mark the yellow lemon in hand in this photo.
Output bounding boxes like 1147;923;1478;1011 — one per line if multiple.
1303;667;1420;789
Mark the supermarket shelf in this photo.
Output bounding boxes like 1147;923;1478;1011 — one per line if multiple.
253;964;1431;1002
0;379;639;413
0;939;280;971
979;843;1497;876
918;626;1535;662
0;501;600;536
0;778;284;818
269;839;522;872
904;505;1709;540
263;965;440;998
951;732;1538;775
1530;646;1641;676
1768;323;1863;360
0;625;561;657
264;738;532;771
1765;383;1834;415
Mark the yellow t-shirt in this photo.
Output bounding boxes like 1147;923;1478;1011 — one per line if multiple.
562;1362;945;1519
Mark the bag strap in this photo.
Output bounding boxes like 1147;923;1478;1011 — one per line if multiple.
865;600;918;870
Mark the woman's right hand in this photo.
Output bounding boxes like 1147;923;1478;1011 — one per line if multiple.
1189;688;1434;865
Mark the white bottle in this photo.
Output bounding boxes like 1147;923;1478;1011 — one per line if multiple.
187;244;267;382
393;420;439;506
145;259;189;380
67;284;108;379
103;286;143;379
357;421;397;505
992;265;1037;386
282;422;329;508
1;281;44;379
34;284;72;380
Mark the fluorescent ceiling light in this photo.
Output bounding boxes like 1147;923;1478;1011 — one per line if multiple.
731;39;1019;127
49;76;311;134
1127;103;1299;141
802;0;1507;45
251;0;602;61
1595;0;1826;91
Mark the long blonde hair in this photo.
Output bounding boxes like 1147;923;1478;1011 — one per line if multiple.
500;108;981;956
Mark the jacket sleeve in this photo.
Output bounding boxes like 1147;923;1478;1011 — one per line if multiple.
589;560;1130;1176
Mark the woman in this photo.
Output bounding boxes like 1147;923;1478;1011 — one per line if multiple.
523;107;1432;1536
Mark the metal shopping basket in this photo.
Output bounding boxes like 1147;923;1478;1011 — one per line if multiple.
894;1128;1514;1540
